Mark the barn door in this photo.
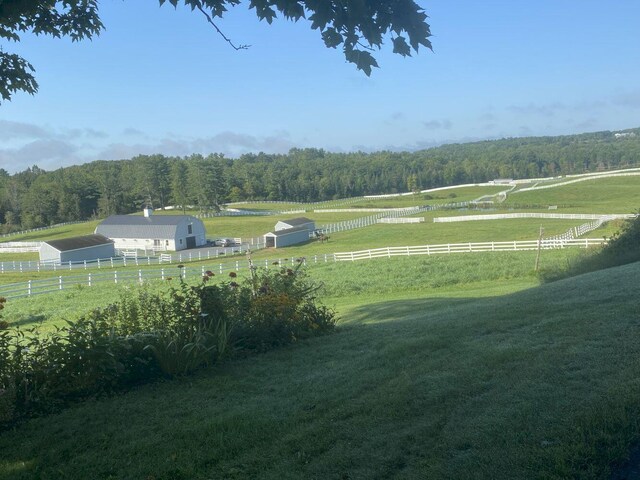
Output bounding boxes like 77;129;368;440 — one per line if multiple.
186;236;196;249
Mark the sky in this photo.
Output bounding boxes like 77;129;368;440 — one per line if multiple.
1;1;639;173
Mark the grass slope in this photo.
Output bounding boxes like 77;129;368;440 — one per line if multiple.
506;176;640;213
1;260;639;479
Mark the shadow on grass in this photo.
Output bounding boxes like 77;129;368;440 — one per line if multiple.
1;265;639;479
8;314;48;329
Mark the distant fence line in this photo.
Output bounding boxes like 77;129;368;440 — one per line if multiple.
546;215;620;242
433;213;635;223
0;221;89;239
377;217;425;224
0;241;42;253
317;202;469;234
0;238;606;299
512;171;640;194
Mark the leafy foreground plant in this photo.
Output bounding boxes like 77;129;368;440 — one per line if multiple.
0;263;336;426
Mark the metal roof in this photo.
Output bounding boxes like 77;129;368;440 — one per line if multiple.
95;215;199;239
44;234;113;252
277;217;314;227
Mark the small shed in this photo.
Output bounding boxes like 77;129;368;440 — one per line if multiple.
264;217;316;248
39;234;114;265
95;211;207;252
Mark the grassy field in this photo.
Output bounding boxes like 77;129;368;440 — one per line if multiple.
1;171;639;478
353;185;508;207
1;257;639;479
0;250;570;332
505;176;640;213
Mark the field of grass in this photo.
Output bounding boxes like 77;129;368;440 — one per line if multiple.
1;257;639;478
0;250;571;332
1;171;639;478
353;185;508;208
505;176;640;213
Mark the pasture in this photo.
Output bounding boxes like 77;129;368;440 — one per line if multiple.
506;176;640;213
1;258;639;479
1;170;639;478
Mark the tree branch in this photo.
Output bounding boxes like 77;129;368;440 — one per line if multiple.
195;4;250;51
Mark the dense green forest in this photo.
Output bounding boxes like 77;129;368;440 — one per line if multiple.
1;128;639;231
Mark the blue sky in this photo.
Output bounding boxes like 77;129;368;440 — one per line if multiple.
1;1;639;173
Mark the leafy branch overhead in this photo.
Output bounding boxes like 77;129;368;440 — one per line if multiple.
0;0;432;102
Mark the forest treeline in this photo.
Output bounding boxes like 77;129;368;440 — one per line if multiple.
1;128;639;231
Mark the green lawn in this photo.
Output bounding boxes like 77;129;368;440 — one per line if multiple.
1;258;639;479
506;176;640;213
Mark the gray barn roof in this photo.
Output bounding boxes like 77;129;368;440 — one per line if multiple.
96;215;199;239
278;217;314;227
44;234;113;252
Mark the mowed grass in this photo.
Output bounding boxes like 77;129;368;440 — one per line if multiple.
506;175;640;213
1;259;639;479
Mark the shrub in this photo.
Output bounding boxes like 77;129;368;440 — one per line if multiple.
0;264;336;425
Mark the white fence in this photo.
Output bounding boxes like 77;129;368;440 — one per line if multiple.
0;238;607;299
0;242;266;274
0;221;89;239
433;213;635;223
0;241;42;253
377;217;425;224
332;238;605;261
513;171;640;194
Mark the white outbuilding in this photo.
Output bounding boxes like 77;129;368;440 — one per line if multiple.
39;234;115;265
264;217;315;248
95;210;207;252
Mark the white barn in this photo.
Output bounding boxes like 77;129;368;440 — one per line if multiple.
39;234;115;265
264;217;315;248
95;211;207;252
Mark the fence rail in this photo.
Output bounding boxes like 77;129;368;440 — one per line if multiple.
332;238;605;261
0;238;606;299
0;241;42;253
0;242;266;274
433;213;635;223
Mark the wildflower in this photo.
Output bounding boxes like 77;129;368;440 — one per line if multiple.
205;270;214;277
229;271;237;278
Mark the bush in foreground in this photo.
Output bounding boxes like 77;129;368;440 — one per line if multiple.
0;263;336;425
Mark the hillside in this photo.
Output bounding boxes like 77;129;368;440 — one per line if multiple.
1;259;639;479
1;127;639;231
